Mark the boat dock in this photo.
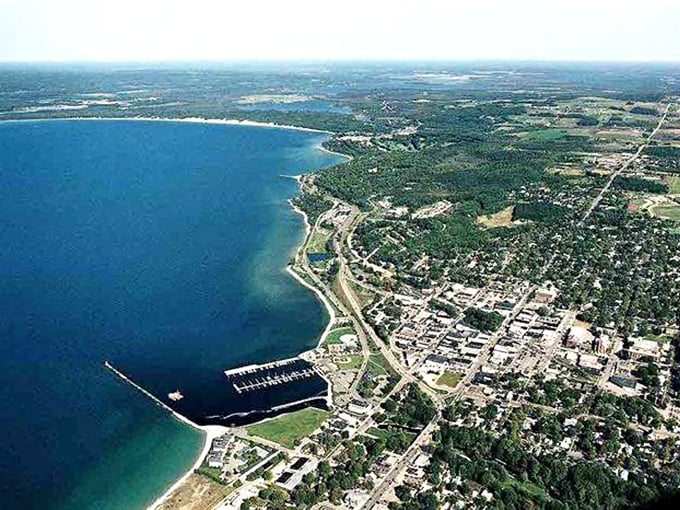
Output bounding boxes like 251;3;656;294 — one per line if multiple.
224;357;319;394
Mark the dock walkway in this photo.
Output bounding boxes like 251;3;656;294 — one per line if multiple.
224;357;319;394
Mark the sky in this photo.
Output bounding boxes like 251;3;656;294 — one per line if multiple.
1;0;680;62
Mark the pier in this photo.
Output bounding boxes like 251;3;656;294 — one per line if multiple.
104;361;203;431
224;357;319;394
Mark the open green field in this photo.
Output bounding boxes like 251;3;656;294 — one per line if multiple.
666;176;680;194
629;196;649;209
366;427;389;440
336;354;364;370
367;352;392;377
500;478;547;499
195;461;223;481
520;129;569;142
323;326;355;345
436;371;463;389
352;281;376;308
652;204;680;222
246;408;329;449
477;205;514;229
306;227;331;253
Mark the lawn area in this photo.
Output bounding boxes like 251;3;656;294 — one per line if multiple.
366;427;389;440
667;175;680;194
646;333;671;343
337;354;364;370
246;408;329;449
352;282;376;308
500;478;546;500
306;227;331;253
521;128;569;141
652;204;680;222
548;166;585;177
629;196;649;209
367;352;392;377
323;326;355;345
436;371;463;389
195;462;223;481
365;427;416;453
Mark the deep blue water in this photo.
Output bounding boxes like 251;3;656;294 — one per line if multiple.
0;119;341;509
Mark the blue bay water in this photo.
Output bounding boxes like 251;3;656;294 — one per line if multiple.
0;120;342;509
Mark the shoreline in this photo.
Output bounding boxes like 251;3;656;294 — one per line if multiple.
0;116;355;164
315;141;354;162
105;361;227;510
286;194;337;350
140;119;348;510
147;425;226;510
0;115;334;134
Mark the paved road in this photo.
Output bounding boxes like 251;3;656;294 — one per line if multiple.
581;103;670;222
361;416;438;510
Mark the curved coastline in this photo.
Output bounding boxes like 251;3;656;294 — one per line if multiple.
0;115;334;134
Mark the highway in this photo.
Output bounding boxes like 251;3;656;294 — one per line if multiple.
581;102;670;222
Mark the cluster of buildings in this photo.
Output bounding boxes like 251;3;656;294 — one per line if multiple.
321;203;352;228
204;434;276;481
272;456;318;491
306;323;364;407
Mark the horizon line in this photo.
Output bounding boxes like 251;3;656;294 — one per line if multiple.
1;57;680;66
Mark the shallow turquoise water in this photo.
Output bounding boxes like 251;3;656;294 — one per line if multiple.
0;119;341;509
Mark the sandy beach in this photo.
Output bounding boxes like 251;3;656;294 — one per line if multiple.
148;425;228;510
0;115;334;134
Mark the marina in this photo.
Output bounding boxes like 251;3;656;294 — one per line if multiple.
225;357;320;394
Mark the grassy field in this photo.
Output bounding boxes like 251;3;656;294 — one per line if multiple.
521;128;569;141
548;166;585;177
367;352;392;377
353;282;376;308
652;204;680;222
366;427;390;440
336;354;364;370
246;408;329;449
436;371;463;389
306;227;331;253
323;326;355;345
500;478;546;500
646;333;672;343
629;196;650;209
366;427;416;453
667;175;680;194
195;462;223;481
